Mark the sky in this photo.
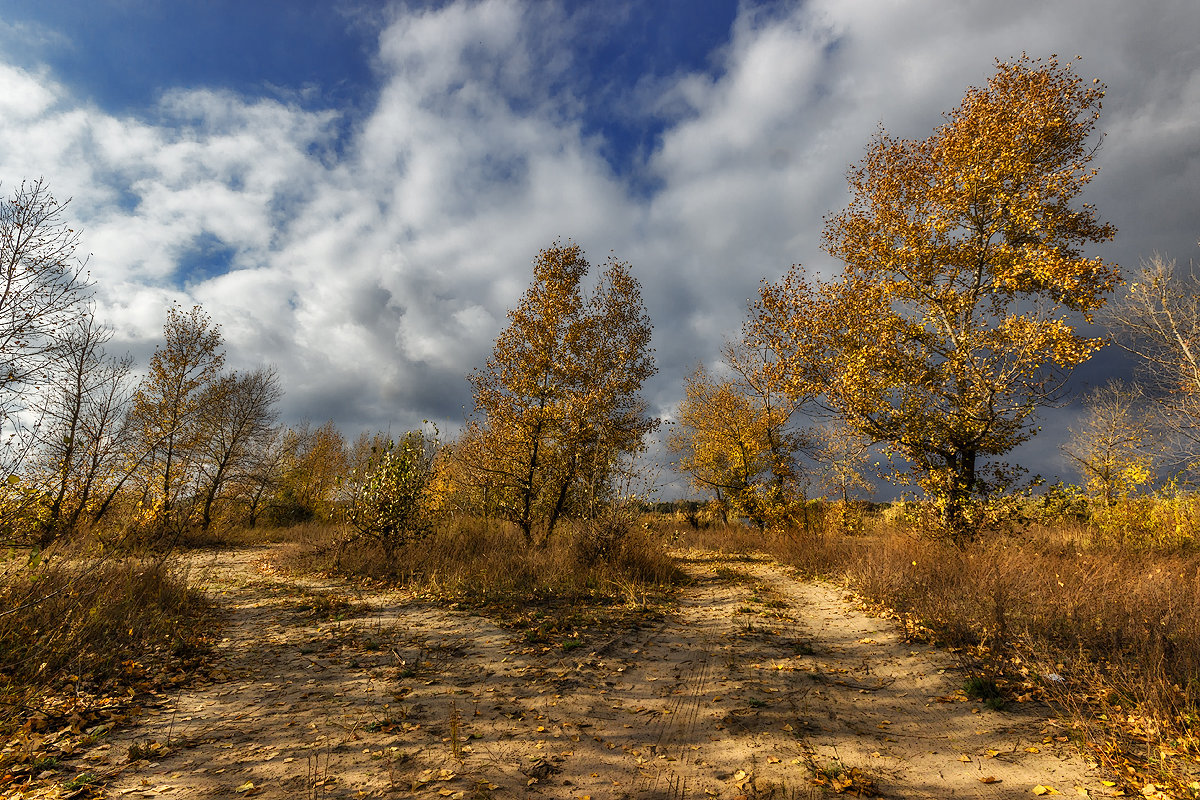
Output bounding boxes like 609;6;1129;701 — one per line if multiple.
0;0;1197;496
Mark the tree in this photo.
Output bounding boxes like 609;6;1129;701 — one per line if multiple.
34;313;134;542
194;367;282;531
750;56;1118;542
669;366;766;523
435;427;499;518
233;426;291;528
811;420;876;535
127;305;226;528
1105;248;1200;469
812;420;874;505
269;420;347;524
342;428;439;551
0;179;91;478
1062;381;1156;506
667;342;808;527
466;242;657;546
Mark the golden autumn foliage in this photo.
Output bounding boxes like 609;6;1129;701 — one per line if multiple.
1063;381;1156;507
272;420;348;524
465;242;656;545
812;420;874;505
128;305;227;529
668;342;808;528
751;56;1118;541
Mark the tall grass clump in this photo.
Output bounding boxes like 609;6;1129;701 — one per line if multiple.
0;551;214;737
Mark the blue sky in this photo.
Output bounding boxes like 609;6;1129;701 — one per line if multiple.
0;2;375;111
0;0;1198;495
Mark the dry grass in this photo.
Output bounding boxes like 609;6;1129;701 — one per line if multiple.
843;535;1200;792
673;508;1200;795
277;516;686;612
0;550;215;738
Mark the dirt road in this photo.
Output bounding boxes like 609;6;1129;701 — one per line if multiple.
83;546;1110;798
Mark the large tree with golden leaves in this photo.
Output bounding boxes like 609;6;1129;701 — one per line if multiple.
751;56;1118;541
467;242;656;546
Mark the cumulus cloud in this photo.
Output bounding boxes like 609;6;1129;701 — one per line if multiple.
0;0;1196;486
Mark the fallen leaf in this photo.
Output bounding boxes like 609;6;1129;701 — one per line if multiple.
1032;786;1060;796
234;782;255;795
979;776;999;784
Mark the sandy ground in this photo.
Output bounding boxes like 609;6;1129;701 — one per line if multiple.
78;546;1115;799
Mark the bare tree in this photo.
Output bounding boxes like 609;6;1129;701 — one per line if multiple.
194;367;282;531
34;313;134;542
1105;248;1200;467
237;427;292;528
0;179;91;475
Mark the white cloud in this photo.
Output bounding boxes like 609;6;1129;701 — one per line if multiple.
0;0;1196;480
0;62;58;120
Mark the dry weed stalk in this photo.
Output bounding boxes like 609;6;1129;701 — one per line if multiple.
448;700;463;761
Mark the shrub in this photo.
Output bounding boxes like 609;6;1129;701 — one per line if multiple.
342;430;438;552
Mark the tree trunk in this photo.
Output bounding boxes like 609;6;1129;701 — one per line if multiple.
939;449;978;546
